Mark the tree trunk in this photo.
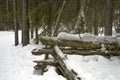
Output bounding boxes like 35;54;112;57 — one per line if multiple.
105;0;113;36
94;1;98;35
39;36;120;50
13;0;19;46
6;0;9;22
76;0;80;14
75;0;86;33
35;27;39;44
22;0;29;46
34;0;39;44
53;0;66;36
40;36;100;49
47;0;52;36
117;7;120;33
30;26;34;39
32;48;120;57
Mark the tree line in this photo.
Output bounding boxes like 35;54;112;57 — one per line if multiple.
0;0;120;46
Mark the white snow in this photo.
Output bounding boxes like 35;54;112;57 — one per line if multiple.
57;32;81;40
0;31;120;80
0;31;66;80
57;32;95;42
65;55;120;80
57;32;120;44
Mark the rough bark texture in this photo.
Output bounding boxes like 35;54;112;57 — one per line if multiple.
40;37;100;49
117;7;120;33
32;46;81;80
75;0;86;33
93;0;98;35
53;46;80;80
22;0;29;46
35;27;39;44
105;0;113;36
30;26;34;39
53;0;66;36
6;0;9;21
32;48;120;57
47;0;52;36
39;36;120;50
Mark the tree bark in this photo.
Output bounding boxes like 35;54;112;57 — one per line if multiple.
76;0;80;14
30;24;34;39
22;0;30;46
75;0;86;33
6;0;9;21
13;0;19;46
35;0;39;44
117;7;120;33
53;45;80;80
105;0;113;36
32;48;120;56
53;0;66;36
47;0;52;36
93;0;98;35
35;27;39;44
39;36;120;49
40;36;100;49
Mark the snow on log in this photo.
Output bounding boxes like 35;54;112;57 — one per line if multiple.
40;37;100;49
39;32;120;49
57;32;120;44
53;45;65;58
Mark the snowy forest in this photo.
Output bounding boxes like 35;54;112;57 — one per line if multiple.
0;0;120;80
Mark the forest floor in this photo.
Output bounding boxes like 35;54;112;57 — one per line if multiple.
0;31;120;80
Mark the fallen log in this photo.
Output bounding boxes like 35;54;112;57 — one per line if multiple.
52;45;80;80
32;48;120;56
32;46;80;80
39;36;120;50
40;36;100;49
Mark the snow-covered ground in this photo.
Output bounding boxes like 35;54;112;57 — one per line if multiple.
0;31;120;80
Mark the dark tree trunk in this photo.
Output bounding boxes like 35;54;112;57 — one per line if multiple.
94;0;98;35
76;0;80;14
29;1;33;39
13;0;19;46
105;0;113;36
35;0;39;44
22;0;29;46
6;0;9;21
47;0;52;36
117;7;120;33
35;27;38;44
30;26;34;39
